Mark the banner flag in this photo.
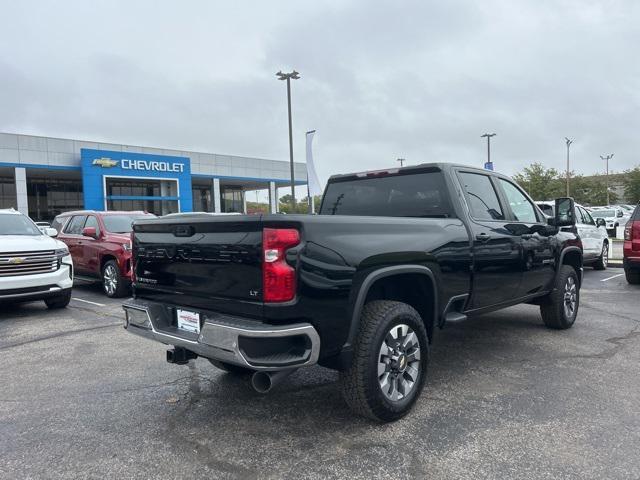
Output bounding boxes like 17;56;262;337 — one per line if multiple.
305;130;323;196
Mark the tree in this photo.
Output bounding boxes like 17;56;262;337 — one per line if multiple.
278;194;309;214
513;163;564;200
624;166;640;204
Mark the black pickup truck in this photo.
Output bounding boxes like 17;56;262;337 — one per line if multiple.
123;163;582;422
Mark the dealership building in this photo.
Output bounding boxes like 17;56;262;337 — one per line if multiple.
0;132;307;221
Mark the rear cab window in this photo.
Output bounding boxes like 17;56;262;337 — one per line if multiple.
319;169;453;218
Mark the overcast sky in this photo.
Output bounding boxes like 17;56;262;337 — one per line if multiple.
1;0;638;191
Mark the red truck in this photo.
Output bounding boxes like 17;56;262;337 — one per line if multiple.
623;203;640;284
52;210;154;297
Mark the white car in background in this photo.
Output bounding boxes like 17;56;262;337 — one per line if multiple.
590;207;629;237
0;209;74;308
536;201;609;270
34;221;51;234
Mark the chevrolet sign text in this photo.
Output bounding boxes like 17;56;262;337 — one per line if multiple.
120;159;185;173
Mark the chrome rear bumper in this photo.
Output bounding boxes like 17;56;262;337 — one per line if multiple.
122;300;320;371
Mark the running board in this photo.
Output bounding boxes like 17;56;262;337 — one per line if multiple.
73;275;99;283
444;312;467;324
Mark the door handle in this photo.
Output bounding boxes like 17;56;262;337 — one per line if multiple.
475;233;491;242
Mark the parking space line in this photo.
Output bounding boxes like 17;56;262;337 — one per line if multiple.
601;273;623;282
72;297;106;307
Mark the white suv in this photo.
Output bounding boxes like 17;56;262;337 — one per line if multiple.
0;209;74;308
536;201;609;270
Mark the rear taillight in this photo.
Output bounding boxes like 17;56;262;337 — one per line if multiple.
130;232;136;281
625;223;632;241
262;228;300;303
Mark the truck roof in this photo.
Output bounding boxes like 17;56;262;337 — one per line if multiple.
327;162;511;182
55;210;149;217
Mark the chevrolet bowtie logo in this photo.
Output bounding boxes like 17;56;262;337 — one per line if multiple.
8;257;26;264
92;157;118;168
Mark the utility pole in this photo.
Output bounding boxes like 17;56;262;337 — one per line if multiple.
481;133;496;170
397;158;405;167
276;70;300;210
565;137;573;197
600;153;614;205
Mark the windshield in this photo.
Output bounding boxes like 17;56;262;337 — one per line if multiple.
319;171;452;217
102;214;152;233
0;215;42;235
593;209;616;218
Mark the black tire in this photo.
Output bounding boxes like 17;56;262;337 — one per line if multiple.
208;359;252;375
593;241;608;270
625;268;640;285
339;300;429;422
540;265;579;329
101;260;129;298
45;291;71;309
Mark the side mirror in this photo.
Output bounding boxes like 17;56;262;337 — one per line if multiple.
82;226;97;238
617;210;623;218
596;218;606;228
45;227;58;237
554;197;576;227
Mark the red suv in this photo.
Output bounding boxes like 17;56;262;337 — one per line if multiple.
623;203;640;284
53;211;155;297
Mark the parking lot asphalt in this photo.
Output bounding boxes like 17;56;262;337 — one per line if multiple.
1;270;639;480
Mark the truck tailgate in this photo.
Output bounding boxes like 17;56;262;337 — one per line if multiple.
132;215;263;315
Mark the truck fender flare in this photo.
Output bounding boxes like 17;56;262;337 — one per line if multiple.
556;246;583;286
344;265;438;350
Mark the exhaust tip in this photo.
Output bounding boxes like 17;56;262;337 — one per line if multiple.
251;372;273;394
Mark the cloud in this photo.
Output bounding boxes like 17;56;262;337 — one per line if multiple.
0;0;638;188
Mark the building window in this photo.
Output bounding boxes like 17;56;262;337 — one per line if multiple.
0;177;16;209
107;199;178;215
105;178;178;215
27;177;83;222
192;186;212;212
222;188;243;213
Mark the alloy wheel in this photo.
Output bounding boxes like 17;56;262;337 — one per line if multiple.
563;276;577;319
378;324;421;401
103;264;118;296
602;244;608;267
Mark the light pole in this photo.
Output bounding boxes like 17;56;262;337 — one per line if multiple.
565;137;573;196
600;153;614;205
481;133;496;170
276;70;300;210
397;158;405;167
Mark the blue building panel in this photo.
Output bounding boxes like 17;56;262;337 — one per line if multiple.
80;149;193;212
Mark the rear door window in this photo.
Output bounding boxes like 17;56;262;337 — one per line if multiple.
64;215;87;235
458;172;504;221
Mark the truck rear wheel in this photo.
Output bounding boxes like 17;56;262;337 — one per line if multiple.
340;300;428;422
625;268;640;285
540;265;579;329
